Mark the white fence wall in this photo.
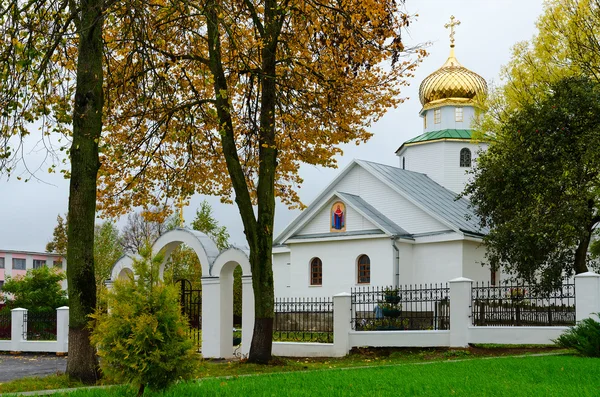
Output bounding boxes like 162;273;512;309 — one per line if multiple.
0;307;68;354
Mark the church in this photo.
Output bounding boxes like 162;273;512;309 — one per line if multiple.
272;18;495;298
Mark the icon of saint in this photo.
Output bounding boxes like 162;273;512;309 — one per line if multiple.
332;204;344;230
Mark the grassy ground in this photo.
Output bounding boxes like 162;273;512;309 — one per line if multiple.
43;355;600;396
0;346;570;395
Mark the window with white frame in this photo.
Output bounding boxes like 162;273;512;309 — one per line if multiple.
33;259;46;269
310;258;322;286
423;115;427;129
12;258;26;270
357;255;370;284
455;107;463;122
434;108;441;124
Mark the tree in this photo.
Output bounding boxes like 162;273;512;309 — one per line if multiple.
476;0;600;136
98;0;425;363
46;216;124;292
94;221;124;291
464;77;600;289
90;247;197;395
121;211;174;254
1;267;68;314
1;0;107;379
191;200;230;251
46;214;69;256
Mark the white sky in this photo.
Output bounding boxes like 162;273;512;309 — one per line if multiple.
0;0;545;252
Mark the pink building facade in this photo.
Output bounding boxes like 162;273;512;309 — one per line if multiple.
0;250;66;291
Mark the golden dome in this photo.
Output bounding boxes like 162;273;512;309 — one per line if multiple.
418;48;487;110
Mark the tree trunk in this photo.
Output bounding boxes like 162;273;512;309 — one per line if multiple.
66;0;104;383
574;228;592;275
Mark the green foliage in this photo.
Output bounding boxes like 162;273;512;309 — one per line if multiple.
464;77;600;288
93;221;124;292
90;247;198;393
1;266;67;314
190;200;230;250
555;314;600;357
45;214;68;256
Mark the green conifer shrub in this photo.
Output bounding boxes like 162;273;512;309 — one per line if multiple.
555;314;600;357
90;247;197;395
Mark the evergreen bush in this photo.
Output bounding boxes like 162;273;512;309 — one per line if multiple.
90;247;197;395
554;314;600;357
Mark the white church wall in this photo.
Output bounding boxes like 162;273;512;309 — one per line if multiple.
442;141;488;194
461;240;489;283
400;143;445;186
423;105;476;133
285;237;393;297
397;242;414;286
273;250;291;298
410;241;463;285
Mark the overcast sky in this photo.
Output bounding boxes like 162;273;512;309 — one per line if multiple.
0;0;545;253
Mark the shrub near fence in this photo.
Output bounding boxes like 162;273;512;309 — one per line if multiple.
471;279;576;327
25;311;57;341
273;297;333;343
351;284;450;331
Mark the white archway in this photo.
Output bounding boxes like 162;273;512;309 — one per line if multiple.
107;228;253;359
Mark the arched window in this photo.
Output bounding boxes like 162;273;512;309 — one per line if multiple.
460;148;472;167
357;255;370;284
310;258;322;286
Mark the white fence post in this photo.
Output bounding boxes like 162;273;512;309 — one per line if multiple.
56;306;69;354
201;277;221;358
11;308;27;352
333;292;351;357
449;277;472;347
241;276;254;358
574;272;600;322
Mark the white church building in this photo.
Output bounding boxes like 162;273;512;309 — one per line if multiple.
273;33;495;298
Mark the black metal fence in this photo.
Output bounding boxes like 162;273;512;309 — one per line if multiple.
24;311;57;341
471;280;576;326
351;284;450;331
0;312;10;340
176;279;202;352
273;297;333;343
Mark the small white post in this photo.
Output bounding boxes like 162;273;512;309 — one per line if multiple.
449;277;473;347
241;276;254;357
201;277;221;358
11;308;27;352
574;272;600;322
333;292;351;357
56;306;69;354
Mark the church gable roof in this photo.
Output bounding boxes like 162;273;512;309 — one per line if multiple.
355;160;487;236
395;129;473;154
291;191;409;241
274;160;486;245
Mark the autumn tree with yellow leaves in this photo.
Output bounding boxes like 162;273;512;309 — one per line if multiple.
98;0;426;363
1;0;104;381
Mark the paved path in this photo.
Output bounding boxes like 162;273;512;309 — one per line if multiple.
0;354;67;382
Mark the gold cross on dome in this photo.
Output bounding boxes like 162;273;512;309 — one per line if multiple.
444;15;461;48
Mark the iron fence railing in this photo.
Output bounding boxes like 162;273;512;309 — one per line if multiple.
351;284;450;331
24;311;57;341
273;297;333;343
0;312;10;340
471;279;576;326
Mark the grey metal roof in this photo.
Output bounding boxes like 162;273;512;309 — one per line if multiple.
356;160;488;236
336;192;412;237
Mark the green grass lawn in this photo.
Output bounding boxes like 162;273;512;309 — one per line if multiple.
44;355;600;397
